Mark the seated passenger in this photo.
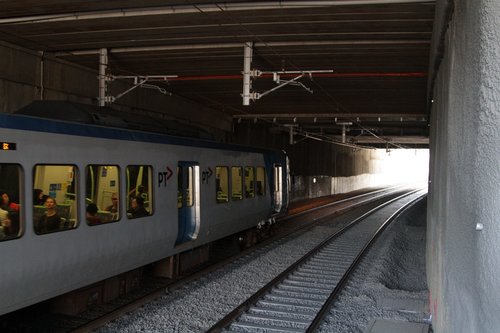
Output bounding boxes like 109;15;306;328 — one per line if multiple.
1;211;19;237
35;197;61;234
129;185;148;202
0;207;11;238
105;192;119;219
127;196;149;218
1;191;19;212
86;203;102;226
0;207;8;222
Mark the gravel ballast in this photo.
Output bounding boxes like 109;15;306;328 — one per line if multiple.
96;196;429;332
318;197;429;332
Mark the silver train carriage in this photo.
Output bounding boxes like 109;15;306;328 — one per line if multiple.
0;112;289;315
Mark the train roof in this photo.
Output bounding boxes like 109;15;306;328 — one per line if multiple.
1;105;284;156
15;100;214;140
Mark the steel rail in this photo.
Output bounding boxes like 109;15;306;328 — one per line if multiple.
281;185;406;221
68;188;397;333
305;190;426;332
206;188;423;332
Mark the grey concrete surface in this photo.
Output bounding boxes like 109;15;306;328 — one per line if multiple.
364;319;429;333
427;1;500;332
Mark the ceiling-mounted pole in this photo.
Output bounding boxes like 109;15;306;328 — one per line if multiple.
99;48;108;107
39;51;44;100
337;122;352;143
242;42;253;106
284;125;297;145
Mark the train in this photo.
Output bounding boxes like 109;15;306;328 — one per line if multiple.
0;106;289;316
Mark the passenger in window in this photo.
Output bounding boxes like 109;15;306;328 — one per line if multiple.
129;185;148;202
127;196;149;218
86;203;102;226
33;189;48;206
105;192;119;218
1;211;19;237
0;207;11;236
35;197;61;233
1;191;19;212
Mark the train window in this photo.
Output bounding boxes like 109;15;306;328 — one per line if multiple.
0;164;22;241
215;166;229;203
273;164;283;213
33;165;78;234
177;165;195;208
85;165;120;225
177;166;183;208
256;167;266;196
244;167;255;198
126;165;153;219
231;167;243;201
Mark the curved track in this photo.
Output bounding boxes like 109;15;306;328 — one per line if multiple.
207;189;425;333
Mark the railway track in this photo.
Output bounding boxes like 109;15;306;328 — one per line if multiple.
76;189;409;332
207;189;426;333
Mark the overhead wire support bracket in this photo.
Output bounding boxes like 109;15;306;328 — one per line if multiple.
242;69;334;104
272;72;313;94
105;75;178;103
254;73;308;100
247;69;333;102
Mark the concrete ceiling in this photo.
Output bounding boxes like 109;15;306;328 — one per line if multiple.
0;1;435;148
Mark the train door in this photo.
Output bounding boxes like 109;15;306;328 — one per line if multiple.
176;161;200;245
273;164;283;213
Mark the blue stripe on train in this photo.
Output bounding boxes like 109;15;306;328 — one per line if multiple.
0;113;279;155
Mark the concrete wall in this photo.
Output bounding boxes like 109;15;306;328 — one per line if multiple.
289;149;429;202
287;139;376;177
0;41;231;136
233;122;382;177
234;123;388;200
234;123;429;201
427;1;500;332
289;173;381;202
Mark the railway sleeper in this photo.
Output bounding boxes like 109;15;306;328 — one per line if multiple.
270;288;328;301
229;320;305;333
238;313;311;330
248;306;316;321
257;299;320;313
275;284;332;295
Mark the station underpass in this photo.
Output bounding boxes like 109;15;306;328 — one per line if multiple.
0;1;498;332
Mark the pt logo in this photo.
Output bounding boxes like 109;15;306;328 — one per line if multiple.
202;167;213;184
158;166;173;187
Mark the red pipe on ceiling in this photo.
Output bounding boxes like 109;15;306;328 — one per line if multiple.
168;72;427;81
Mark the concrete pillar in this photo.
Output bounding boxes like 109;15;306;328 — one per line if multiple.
427;1;500;332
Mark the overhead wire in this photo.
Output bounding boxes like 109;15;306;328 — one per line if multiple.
205;2;406;149
0;3;417;149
